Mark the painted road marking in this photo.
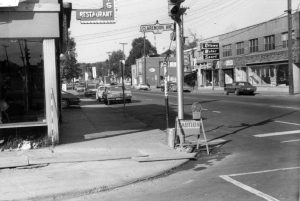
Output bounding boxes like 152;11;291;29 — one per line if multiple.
212;111;221;113
271;105;300;110
220;175;279;201
254;130;300;138
281;139;300;143
220;167;300;201
274;120;300;126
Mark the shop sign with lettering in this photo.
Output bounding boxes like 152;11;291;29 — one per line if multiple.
76;0;116;24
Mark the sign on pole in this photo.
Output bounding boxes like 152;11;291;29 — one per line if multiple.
200;42;220;61
140;21;173;34
76;0;117;24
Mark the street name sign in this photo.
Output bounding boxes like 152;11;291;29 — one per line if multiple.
203;54;219;60
140;21;173;34
201;43;219;49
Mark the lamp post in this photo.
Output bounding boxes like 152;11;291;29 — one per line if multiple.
120;42;128;111
106;51;111;84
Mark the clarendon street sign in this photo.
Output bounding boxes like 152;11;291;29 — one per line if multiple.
140;21;173;34
76;0;116;24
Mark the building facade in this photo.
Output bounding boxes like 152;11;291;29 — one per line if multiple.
0;0;71;143
132;57;177;88
197;12;300;93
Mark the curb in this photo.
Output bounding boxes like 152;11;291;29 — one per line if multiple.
10;159;190;201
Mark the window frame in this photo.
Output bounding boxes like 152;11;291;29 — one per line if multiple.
264;35;275;51
236;42;244;55
249;38;259;53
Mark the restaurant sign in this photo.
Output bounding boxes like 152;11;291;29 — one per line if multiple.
0;0;19;7
76;0;116;24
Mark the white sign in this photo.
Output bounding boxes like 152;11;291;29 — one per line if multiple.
0;0;19;7
149;68;155;73
85;72;89;81
140;22;173;34
225;60;234;66
92;67;97;78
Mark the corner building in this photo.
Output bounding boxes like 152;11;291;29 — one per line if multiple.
199;12;300;93
0;0;71;143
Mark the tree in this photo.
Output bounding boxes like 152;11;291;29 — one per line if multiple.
184;31;202;50
60;32;81;83
109;50;124;77
126;37;157;78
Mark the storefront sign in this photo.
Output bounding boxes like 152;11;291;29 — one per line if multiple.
225;60;234;66
149;68;155;73
140;21;173;34
0;0;19;7
76;0;116;24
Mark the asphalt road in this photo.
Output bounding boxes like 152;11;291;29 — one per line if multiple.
68;90;300;201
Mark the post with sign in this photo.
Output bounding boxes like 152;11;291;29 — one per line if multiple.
140;21;174;85
200;43;220;91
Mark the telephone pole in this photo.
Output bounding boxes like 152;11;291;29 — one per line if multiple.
287;0;294;95
120;42;128;111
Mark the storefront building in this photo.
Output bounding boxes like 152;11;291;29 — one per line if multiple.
132;57;177;88
197;12;300;93
0;0;71;143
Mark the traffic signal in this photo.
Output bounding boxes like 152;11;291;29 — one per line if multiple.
168;0;186;22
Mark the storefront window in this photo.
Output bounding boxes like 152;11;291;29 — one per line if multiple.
0;39;45;124
248;64;289;86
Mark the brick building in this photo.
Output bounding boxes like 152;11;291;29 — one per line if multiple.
196;12;300;93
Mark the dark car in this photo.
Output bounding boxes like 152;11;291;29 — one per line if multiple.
61;91;80;108
224;81;257;95
161;82;192;92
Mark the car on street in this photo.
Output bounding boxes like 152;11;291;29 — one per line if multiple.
84;83;98;97
161;82;192;92
102;86;132;105
75;83;85;93
136;84;150;90
224;81;257;95
61;91;80;108
96;85;106;102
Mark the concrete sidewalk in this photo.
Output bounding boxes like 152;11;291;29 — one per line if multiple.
0;101;194;201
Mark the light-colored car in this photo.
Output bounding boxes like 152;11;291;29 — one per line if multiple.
136;84;150;90
102;86;132;105
96;85;107;102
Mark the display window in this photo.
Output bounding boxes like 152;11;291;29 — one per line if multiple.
0;39;45;124
248;64;289;86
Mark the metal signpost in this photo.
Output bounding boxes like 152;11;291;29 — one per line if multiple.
200;43;220;90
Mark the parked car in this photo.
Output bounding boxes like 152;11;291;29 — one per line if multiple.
136;84;150;90
102;86;132;105
84;83;98;97
75;83;85;92
61;91;80;108
96;85;106;102
161;82;192;92
224;81;257;95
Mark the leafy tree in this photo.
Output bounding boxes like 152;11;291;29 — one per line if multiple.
126;37;157;78
184;31;202;50
109;50;124;77
61;32;81;84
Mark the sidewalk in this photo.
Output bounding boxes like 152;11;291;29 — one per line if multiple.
0;100;195;201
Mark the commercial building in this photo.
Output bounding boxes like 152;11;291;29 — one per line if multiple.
132;57;177;88
0;0;72;143
196;12;300;93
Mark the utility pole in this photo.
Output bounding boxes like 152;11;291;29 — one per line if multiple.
287;0;294;95
143;31;147;85
120;42;128;111
168;0;186;120
106;51;111;84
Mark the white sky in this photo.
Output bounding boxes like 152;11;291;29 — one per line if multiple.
68;0;300;63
